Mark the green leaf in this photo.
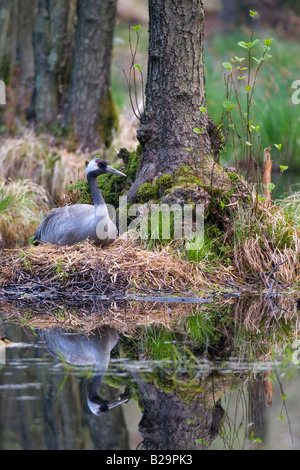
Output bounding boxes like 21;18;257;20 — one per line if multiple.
239;39;259;49
281;393;288;400
279;165;288;172
250;39;260;48
238;76;246;80
253;57;263;64
223;100;235;111
268;183;275;191
250;10;258;18
264;53;272;60
193;127;204;134
264;38;273;47
246;141;252;146
200;107;206;113
133;63;142;72
234;56;246;63
245;85;253;92
131;24;141;32
238;41;247;49
195;439;207;446
222;61;232;70
274;143;282;150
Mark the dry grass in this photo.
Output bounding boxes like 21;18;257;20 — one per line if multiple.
0;239;212;299
0;178;51;243
0;238;215;334
0;130;85;200
0;298;199;336
233;201;300;285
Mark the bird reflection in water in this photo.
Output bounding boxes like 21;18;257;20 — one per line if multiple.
39;326;128;415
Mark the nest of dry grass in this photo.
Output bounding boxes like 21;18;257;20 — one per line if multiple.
0;239;218;305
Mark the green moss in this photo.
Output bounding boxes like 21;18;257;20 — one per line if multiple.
118;145;142;183
97;170;126;206
137;182;159;203
226;172;240;182
0;54;11;86
157;174;174;190
174;157;232;195
98;145;143;206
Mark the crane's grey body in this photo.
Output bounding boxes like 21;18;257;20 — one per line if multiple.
33;159;126;246
39;326;128;415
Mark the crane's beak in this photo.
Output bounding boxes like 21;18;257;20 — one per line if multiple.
107;397;128;410
106;166;126;177
94;398;129;415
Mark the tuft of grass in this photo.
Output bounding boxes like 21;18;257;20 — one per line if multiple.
233;196;300;284
0;130;85;201
0;179;50;243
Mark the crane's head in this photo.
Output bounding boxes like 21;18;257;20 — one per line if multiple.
86;158;126;178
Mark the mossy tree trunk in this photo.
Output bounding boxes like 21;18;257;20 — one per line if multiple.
63;0;118;152
126;0;214;203
135;376;225;450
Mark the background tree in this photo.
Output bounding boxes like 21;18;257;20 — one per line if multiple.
63;0;118;151
32;0;70;128
126;0;218;202
0;0;118;151
0;0;38;132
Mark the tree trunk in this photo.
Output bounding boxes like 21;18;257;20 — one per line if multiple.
32;0;71;128
0;0;38;129
126;0;212;203
63;0;118;152
16;0;38;112
135;373;227;450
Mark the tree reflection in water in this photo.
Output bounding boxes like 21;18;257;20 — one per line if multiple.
0;293;298;450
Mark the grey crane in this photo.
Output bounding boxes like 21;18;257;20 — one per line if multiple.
39;326;128;415
33;158;126;246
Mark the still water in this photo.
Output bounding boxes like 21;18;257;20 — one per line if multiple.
0;298;300;451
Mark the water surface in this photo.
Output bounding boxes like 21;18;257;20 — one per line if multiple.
0;301;299;451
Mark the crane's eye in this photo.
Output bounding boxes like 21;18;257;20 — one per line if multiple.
95;159;106;168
